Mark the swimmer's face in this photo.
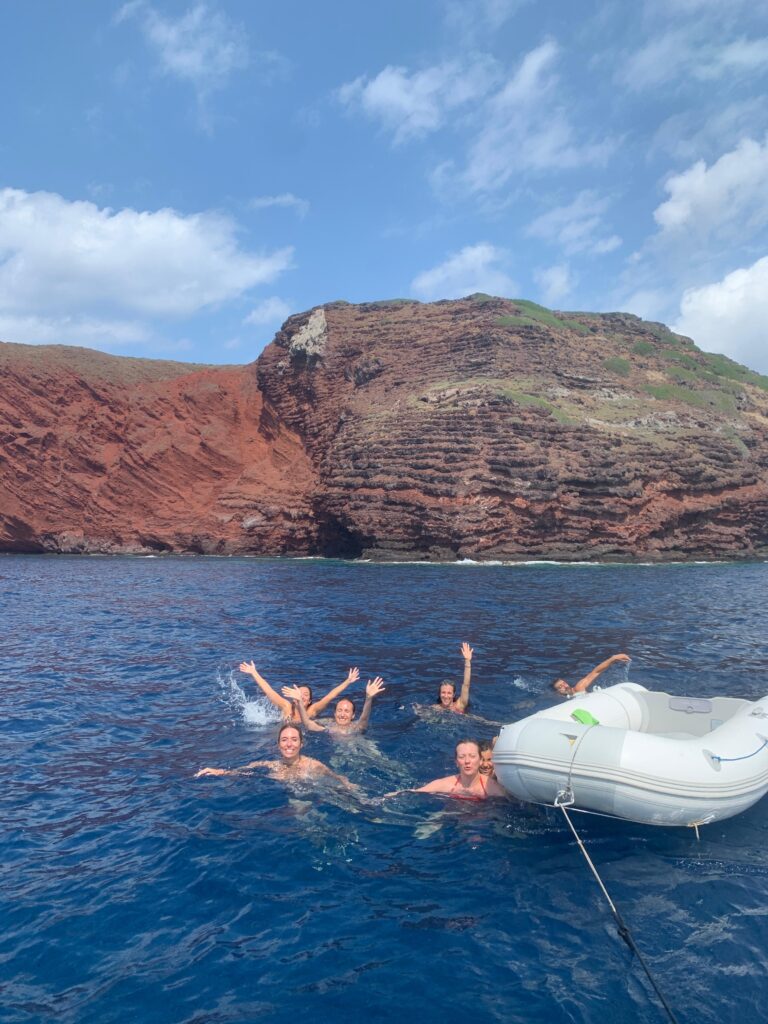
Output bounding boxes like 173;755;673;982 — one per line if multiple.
298;686;312;708
553;679;570;696
334;699;355;726
439;683;455;707
455;742;481;776
278;726;302;761
479;749;493;776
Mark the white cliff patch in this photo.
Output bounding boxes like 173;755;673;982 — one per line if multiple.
288;307;327;358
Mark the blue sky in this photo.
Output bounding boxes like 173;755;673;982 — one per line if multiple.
2;0;768;369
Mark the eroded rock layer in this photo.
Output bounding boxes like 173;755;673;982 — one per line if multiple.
3;295;768;560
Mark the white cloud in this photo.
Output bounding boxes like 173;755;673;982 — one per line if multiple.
619;28;768;90
0;314;149;347
673;256;768;371
0;188;292;328
442;0;531;34
250;193;309;218
337;56;499;144
458;42;613;193
621;289;672;322
534;263;576;305
618;29;697;90
651;98;768;163
526;191;621;256
411;243;516;301
654;136;768;238
117;2;248;94
243;297;292;326
702;37;768;78
338;43;610;192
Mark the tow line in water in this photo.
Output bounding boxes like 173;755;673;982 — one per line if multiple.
554;793;681;1024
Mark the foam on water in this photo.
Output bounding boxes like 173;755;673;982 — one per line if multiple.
216;665;282;727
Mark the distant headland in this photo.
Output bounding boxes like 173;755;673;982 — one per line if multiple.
3;294;768;562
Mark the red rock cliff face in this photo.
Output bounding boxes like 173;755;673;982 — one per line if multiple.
0;344;320;554
3;296;768;560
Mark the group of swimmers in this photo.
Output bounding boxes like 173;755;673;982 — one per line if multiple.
195;645;631;802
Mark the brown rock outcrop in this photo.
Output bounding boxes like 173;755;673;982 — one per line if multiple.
3;295;768;560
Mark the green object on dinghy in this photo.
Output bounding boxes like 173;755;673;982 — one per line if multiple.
571;708;600;726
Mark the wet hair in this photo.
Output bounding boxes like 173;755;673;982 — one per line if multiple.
436;679;456;704
478;740;493;755
454;738;481;757
300;685;314;704
551;678;569;691
278;722;303;746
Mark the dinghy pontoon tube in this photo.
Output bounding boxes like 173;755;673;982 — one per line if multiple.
493;683;768;826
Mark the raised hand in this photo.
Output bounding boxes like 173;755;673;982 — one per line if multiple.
613;653;631;664
345;667;360;685
366;676;385;698
282;685;304;702
239;661;257;676
461;642;473;661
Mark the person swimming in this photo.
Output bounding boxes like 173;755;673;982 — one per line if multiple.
552;653;630;697
436;642;474;714
239;660;360;722
194;723;358;791
386;739;507;801
284;676;385;735
478;739;496;779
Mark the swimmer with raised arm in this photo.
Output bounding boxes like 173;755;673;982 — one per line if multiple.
239;660;360;722
194;723;358;791
386;739;507;801
552;653;631;697
285;677;385;735
436;642;474;714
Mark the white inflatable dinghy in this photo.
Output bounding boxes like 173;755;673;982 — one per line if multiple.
493;683;768;827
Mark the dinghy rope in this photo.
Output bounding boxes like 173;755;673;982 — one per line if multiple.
710;736;768;763
554;798;680;1024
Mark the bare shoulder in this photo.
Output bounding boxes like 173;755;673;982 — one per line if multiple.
418;774;456;794
299;755;330;775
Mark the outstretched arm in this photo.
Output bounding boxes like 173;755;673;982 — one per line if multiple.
283;685;325;731
194;759;269;778
312;759;361;794
455;642;473;711
239;661;292;716
308;666;360;718
572;653;631;694
352;677;385;733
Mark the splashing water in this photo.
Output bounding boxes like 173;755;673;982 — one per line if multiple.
216;665;281;727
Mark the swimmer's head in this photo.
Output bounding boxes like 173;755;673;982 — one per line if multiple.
478;740;494;776
437;680;456;708
552;678;571;696
334;698;355;726
278;723;303;761
298;686;312;707
455;739;481;775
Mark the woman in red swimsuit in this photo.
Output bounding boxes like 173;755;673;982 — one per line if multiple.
414;739;507;800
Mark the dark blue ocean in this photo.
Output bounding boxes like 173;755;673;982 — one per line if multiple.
2;556;767;1024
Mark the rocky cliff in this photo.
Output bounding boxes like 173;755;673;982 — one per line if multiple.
3;295;768;561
